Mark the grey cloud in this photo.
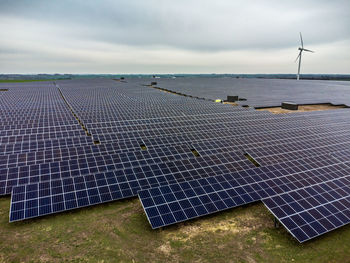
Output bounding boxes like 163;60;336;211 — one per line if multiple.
0;0;349;73
1;0;350;50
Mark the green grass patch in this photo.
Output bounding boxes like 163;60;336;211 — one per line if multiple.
1;197;350;262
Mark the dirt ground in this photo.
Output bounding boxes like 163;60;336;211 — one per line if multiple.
223;101;239;106
256;104;347;114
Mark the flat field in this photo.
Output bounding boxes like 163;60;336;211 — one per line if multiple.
0;80;59;83
1;197;350;263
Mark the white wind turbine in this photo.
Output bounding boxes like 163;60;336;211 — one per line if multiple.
295;32;314;80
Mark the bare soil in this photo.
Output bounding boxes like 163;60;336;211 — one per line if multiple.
256;103;347;114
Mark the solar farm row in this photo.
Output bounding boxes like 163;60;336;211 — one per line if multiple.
3;109;350;195
1;78;350;243
153;77;350;107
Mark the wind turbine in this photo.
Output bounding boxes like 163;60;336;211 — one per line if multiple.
295;32;314;80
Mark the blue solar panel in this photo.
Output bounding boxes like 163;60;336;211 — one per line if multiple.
139;155;350;242
1;78;350;244
154;78;350;107
263;175;350;242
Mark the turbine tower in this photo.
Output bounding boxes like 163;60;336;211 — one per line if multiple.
295;32;314;80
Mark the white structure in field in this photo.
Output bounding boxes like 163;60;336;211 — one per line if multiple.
295;32;314;80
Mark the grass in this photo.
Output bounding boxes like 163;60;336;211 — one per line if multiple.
0;79;59;83
1;197;350;262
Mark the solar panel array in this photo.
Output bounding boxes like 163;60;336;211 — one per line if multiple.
154;77;350;107
1;78;350;243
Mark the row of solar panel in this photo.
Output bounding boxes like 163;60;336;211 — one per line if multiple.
2;118;350;196
88;111;350;135
139;155;350;242
0;125;83;137
93;117;350;143
2;135;348;201
2;120;350;176
0;137;93;155
2;78;350;244
152;78;350;108
3;109;349;156
2;121;350;188
10;151;336;221
10;150;350;243
0;123;345;170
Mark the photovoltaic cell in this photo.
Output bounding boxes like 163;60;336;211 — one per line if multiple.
1;78;350;243
138;154;350;242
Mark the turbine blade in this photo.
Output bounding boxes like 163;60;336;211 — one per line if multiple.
300;32;304;48
303;48;315;53
295;51;302;62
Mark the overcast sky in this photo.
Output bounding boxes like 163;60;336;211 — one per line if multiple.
0;0;349;74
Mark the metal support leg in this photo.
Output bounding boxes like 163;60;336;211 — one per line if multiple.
274;217;280;228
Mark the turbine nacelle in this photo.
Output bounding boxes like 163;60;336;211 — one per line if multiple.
298;47;314;52
302;48;315;53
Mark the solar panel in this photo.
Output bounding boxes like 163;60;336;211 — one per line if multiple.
139;155;350;242
2;110;348;198
154;78;350;107
8;149;256;221
3;122;350;196
263;175;350;242
1;78;350;244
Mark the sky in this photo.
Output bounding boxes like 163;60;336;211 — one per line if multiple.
0;0;349;74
